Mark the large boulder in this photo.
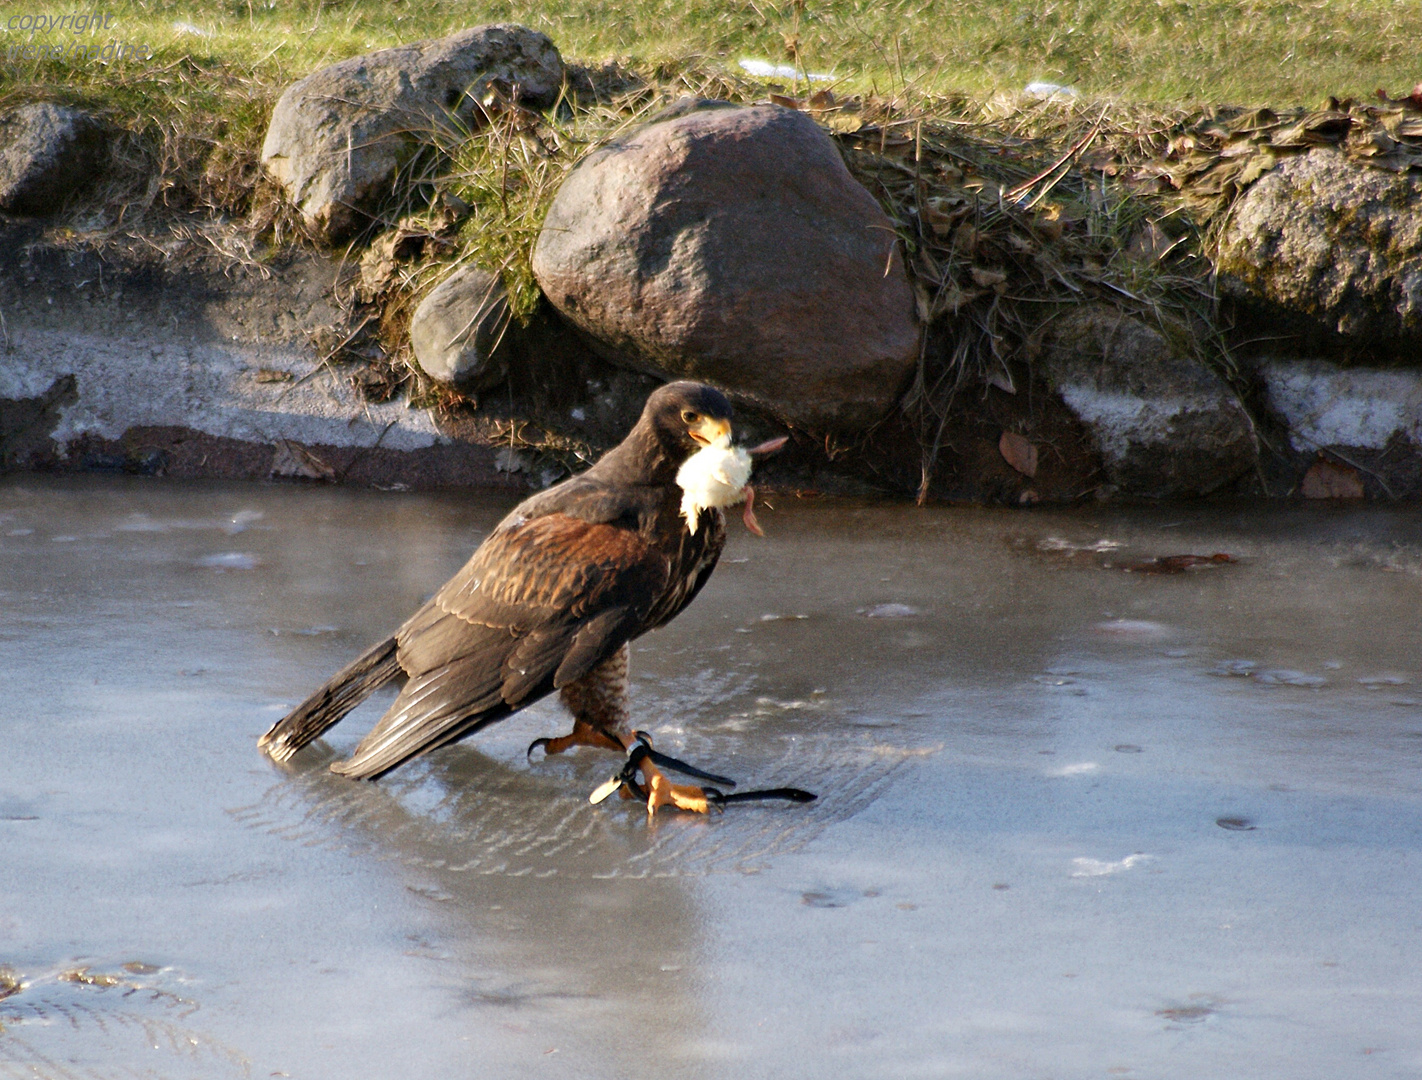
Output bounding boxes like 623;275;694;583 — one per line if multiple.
409;264;513;391
261;26;564;243
0;103;109;215
530;99;920;432
1042;306;1256;497
1217;148;1422;361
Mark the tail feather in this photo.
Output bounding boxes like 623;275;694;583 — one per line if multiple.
258;637;403;763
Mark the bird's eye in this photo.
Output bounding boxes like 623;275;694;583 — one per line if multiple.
681;410;700;424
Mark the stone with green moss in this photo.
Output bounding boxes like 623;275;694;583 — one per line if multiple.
1217;148;1422;364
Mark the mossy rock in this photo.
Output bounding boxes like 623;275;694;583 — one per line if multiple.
1217;148;1422;364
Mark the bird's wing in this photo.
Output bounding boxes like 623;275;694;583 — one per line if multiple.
331;513;670;778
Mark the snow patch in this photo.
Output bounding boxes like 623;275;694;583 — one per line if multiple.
1056;385;1202;461
1262;359;1422;451
738;59;835;81
1;327;442;454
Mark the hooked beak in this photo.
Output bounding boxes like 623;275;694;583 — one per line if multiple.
689;416;732;447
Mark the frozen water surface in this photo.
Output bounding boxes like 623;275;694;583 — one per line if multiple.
1;476;1420;1078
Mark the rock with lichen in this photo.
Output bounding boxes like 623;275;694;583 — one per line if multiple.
261;26;564;243
1216;148;1422;362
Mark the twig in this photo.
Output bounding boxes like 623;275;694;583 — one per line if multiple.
338;419;398;482
1004;112;1106;204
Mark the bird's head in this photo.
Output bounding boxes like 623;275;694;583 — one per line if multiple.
642;381;736;459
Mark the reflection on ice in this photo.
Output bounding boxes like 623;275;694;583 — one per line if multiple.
1070;853;1154;877
196;551;261;570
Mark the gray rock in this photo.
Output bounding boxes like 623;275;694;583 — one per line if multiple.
1217;148;1422;361
409;264;512;391
1042;306;1256;497
531;99;920;432
0;103;109;215
261;25;564;243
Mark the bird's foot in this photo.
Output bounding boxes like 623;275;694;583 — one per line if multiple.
587;732;734;817
588;734;818;816
527;718;625;761
641;765;712;817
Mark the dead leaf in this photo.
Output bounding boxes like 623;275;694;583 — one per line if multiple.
770;93;802;110
1237;148;1279;186
59;969;122;988
1225;107;1280;134
912;282;933;323
1218;136;1258;160
941;283;985;315
1300;458;1364;499
495;447;532;474
1126;220;1177;262
1301;110;1353;141
1006;231;1036;253
999;431;1038;476
922;196;965;237
1118;553;1236;574
270;440;336;482
356;218;455;303
971;267;1007;289
1077;145;1119;174
1033;205;1065;242
823;113;864;134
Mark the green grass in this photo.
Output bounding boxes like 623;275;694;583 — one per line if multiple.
2;0;1420;118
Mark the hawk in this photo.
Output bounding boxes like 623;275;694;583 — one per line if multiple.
259;381;772;815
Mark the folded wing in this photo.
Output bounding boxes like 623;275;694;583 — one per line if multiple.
331;513;670;779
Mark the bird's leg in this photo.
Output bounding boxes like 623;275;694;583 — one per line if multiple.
530;651;636;761
554;647;712;815
527;717;625;760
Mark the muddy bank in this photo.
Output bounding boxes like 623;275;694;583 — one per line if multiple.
0;222;577;492
3;211;1420;503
